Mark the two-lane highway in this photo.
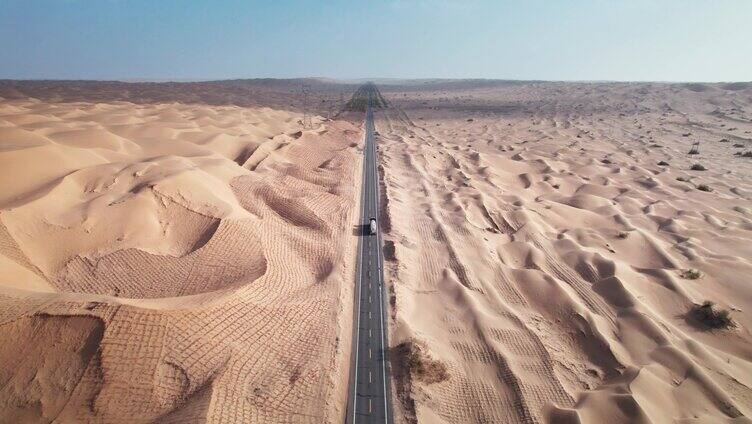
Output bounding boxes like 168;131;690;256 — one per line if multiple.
346;84;393;424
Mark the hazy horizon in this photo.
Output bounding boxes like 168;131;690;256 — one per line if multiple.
2;78;750;85
1;0;751;82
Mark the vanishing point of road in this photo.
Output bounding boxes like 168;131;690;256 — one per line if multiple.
346;84;393;424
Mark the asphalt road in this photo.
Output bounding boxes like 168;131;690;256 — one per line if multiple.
346;85;393;424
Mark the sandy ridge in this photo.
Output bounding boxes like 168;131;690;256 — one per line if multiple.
376;82;752;424
0;95;363;422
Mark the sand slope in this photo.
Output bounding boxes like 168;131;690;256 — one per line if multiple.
376;82;752;423
0;96;362;422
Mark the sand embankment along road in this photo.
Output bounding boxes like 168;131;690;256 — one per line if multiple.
0;82;364;422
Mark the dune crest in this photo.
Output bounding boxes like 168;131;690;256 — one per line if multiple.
0;95;362;422
377;82;752;423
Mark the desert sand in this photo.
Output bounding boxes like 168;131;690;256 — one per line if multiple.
2;79;752;424
0;81;362;422
375;81;752;423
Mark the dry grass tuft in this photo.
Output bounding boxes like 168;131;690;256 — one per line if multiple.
681;269;703;280
392;339;449;385
691;301;734;329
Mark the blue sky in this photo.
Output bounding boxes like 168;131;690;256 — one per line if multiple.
1;0;750;81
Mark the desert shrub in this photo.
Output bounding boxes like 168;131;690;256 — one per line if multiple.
391;339;449;384
676;176;690;182
617;231;629;239
696;184;712;192
681;269;702;279
733;143;744;148
601;159;612;164
691;301;733;329
657;161;669;166
719;138;729;143
739;151;752;158
383;240;396;261
690;163;707;171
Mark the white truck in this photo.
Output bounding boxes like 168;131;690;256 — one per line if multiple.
369;218;377;235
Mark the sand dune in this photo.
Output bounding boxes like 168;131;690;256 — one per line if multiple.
0;93;362;421
376;82;752;423
0;79;357;118
3;79;751;423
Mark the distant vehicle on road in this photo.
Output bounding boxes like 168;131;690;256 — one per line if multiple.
369;218;377;235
